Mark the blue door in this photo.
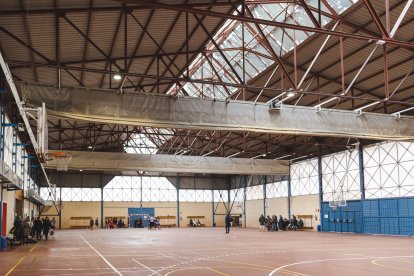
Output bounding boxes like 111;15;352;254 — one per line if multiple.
335;210;342;232
341;211;349;233
128;208;154;228
328;211;336;231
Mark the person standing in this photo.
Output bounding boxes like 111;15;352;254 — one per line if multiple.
29;217;35;237
23;218;31;245
95;218;99;229
89;218;94;230
273;215;278;231
271;215;277;231
50;217;56;235
259;214;265;232
43;217;51;240
149;216;155;230
278;215;284;231
34;217;43;240
14;216;23;243
225;213;231;234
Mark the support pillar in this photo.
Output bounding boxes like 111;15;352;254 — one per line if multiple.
227;177;231;213
287;174;291;219
318;156;323;230
176;176;180;227
243;175;247;228
263;176;267;218
1;185;3;236
100;175;104;229
211;176;215;227
0;106;3;235
58;174;62;230
358;144;366;200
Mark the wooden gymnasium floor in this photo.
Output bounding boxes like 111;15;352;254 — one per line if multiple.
1;227;414;276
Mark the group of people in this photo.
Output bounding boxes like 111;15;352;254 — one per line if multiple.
104;218;126;229
148;216;160;230
189;219;202;227
259;214;304;231
89;218;99;230
8;216;56;245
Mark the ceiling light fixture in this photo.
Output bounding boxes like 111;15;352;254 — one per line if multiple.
113;73;122;80
286;91;295;98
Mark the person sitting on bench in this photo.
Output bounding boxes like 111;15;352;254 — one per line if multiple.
298;218;304;228
283;218;289;230
196;219;201;227
189;219;194;227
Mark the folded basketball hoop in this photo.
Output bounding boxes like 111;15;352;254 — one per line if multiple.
48;152;72;171
329;199;347;211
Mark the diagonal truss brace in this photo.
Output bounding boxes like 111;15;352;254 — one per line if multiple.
0;51;59;213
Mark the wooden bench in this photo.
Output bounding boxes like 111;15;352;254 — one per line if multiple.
187;216;205;219
187;216;206;227
158;216;176;219
297;215;314;230
71;216;92;220
70;216;92;229
162;224;176;228
70;225;91;229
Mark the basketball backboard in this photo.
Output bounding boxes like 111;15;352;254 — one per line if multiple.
37;102;48;163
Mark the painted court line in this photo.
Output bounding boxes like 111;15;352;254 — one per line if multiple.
268;255;414;276
132;259;162;276
159;252;231;276
5;256;26;276
79;234;123;276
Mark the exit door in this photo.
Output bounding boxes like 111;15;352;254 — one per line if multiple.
1;202;7;236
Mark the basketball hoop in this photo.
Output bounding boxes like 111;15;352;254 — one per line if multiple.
47;152;72;171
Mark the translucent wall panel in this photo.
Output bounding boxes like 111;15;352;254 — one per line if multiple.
3;116;14;167
266;180;288;198
214;190;229;203
246;185;264;200
290;158;319;196
322;149;360;201
40;187;61;201
103;176;177;202
179;189;212;202
230;188;244;203
364;142;414;199
142;177;177;202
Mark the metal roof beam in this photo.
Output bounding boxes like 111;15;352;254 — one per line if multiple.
117;0;414;49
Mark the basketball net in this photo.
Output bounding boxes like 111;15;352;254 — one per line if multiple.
48;152;72;171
